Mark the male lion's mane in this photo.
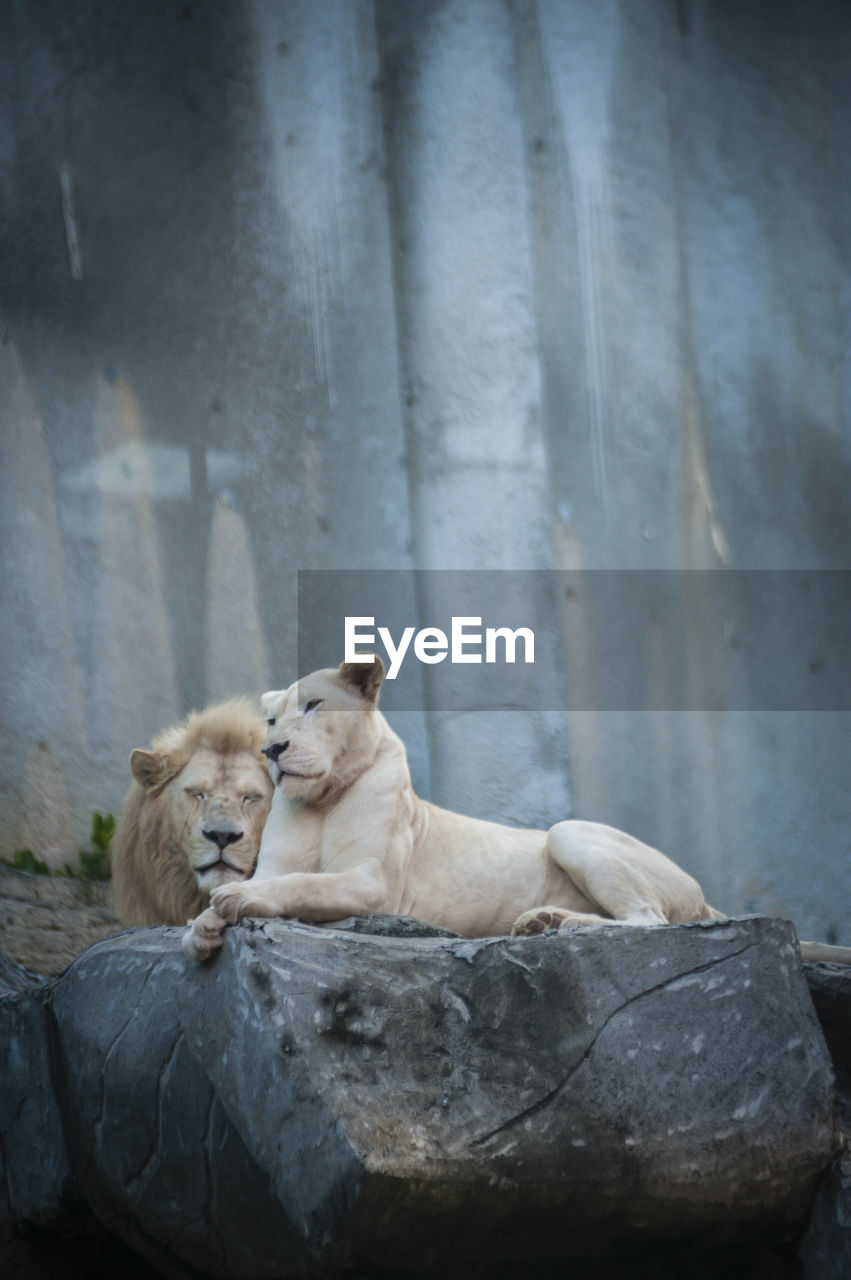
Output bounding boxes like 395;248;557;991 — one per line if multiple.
112;700;268;927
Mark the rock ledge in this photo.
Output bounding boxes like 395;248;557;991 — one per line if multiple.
1;916;841;1278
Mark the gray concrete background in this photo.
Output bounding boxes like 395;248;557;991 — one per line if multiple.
1;0;848;943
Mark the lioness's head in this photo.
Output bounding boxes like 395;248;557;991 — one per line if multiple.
260;657;386;803
115;701;273;923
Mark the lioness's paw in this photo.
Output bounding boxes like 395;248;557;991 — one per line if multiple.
511;907;571;937
208;880;252;921
183;907;227;963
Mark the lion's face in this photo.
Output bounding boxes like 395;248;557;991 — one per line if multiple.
127;742;273;904
113;699;275;927
158;748;272;893
260;659;385;804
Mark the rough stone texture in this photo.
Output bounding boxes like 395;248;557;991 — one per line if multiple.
800;1148;851;1280
6;916;827;1279
0;949;44;994
799;963;851;1280
804;963;851;1129
0;864;122;976
331;912;462;939
0;959;103;1278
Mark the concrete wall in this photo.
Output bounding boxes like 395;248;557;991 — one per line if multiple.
1;0;848;942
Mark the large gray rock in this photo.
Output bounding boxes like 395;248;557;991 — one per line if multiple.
0;960;103;1278
0;950;44;994
800;1148;851;1280
38;916;836;1278
799;963;851;1279
804;962;851;1122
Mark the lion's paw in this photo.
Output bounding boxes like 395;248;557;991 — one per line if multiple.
183;907;227;963
511;907;571;937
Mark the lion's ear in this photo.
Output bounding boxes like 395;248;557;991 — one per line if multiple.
129;749;164;790
338;655;385;704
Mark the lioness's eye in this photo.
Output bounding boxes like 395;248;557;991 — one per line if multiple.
185;788;205;801
304;699;322;713
242;793;261;804
267;717;276;727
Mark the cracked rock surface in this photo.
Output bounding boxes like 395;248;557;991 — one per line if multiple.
1;917;841;1278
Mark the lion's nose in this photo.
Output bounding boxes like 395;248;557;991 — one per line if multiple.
203;829;242;851
262;740;289;762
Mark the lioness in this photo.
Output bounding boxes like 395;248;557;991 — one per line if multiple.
185;659;734;963
113;700;273;926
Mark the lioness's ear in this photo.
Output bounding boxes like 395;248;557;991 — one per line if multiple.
260;690;285;714
129;749;163;790
338;655;385;703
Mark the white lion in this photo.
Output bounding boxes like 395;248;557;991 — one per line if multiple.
184;659;738;963
112;700;273;927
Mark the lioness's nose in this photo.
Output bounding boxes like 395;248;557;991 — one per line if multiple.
263;740;289;762
203;829;242;851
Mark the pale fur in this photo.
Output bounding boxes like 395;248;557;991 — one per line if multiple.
184;661;728;964
112;700;273;927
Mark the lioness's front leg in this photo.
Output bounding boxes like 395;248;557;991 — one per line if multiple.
210;859;388;924
182;906;228;963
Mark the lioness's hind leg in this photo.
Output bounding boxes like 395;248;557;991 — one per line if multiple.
183;907;227;964
512;906;617;936
545;820;707;925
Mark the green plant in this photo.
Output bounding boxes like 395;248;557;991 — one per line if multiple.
62;811;115;882
2;812;115;883
2;847;51;876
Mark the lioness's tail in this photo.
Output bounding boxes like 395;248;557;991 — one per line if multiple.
798;940;851;966
701;906;851;964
